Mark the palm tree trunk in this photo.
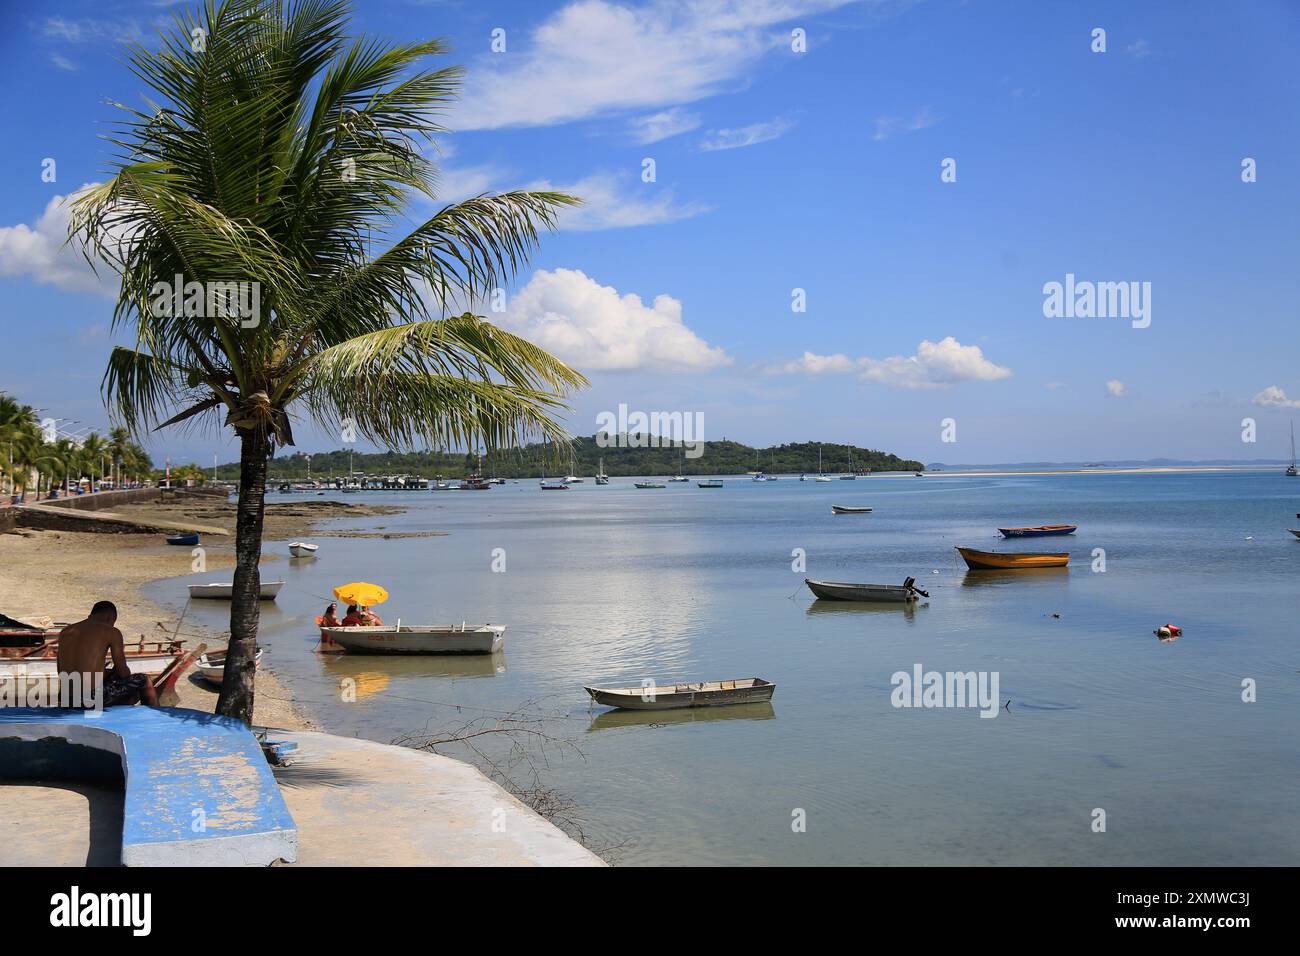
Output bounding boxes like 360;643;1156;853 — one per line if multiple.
216;429;271;724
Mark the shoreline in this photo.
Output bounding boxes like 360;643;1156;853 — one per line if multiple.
0;496;409;730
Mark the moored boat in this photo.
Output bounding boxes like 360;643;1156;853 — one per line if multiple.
540;480;569;490
805;577;928;603
289;541;319;557
956;547;1069;570
1288;529;1300;539
634;481;666;489
697;479;724;488
319;623;506;655
196;647;263;685
166;533;200;546
997;524;1077;538
188;580;285;600
584;677;776;710
831;505;872;514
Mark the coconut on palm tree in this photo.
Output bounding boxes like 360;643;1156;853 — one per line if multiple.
69;0;587;724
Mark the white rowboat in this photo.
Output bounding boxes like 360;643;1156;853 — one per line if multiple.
196;648;263;685
188;581;285;600
289;541;318;557
319;623;505;655
585;678;775;710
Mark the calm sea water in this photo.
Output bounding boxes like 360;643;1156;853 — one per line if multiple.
151;472;1300;865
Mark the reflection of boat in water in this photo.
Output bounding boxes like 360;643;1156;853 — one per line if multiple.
587;701;775;731
321;652;504;686
959;567;1071;587
805;597;919;619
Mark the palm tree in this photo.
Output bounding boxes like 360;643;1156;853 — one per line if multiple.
80;433;108;489
69;0;586;724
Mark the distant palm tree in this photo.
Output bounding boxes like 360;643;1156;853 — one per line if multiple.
69;0;586;723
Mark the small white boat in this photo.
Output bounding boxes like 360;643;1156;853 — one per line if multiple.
805;577;928;603
831;505;873;514
585;678;775;711
564;475;584;484
634;481;666;489
196;647;263;685
188;580;285;600
288;541;318;557
319;623;506;655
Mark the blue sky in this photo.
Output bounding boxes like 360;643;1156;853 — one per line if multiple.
1;0;1298;466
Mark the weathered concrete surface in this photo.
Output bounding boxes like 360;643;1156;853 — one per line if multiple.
0;707;296;866
271;731;606;866
14;502;229;536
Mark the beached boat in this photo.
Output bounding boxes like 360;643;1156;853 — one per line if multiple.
166;533;200;546
196;647;263;685
635;481;666;489
831;505;872;514
998;524;1078;538
697;479;724;488
288;541;318;557
188;580;285;600
805;578;928;603
1;637;187;696
584;677;776;711
956;547;1069;570
319;623;506;655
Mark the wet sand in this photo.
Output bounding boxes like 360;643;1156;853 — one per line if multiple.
0;496;410;729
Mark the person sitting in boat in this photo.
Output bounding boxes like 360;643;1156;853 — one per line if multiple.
55;601;158;708
358;606;384;626
341;604;364;627
321;602;342;628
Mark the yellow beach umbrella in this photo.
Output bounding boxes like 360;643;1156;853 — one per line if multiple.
333;582;389;606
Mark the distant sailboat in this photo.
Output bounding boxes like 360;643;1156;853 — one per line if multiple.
595;457;609;485
1288;422;1298;477
669;447;689;482
816;445;832;482
840;447;856;479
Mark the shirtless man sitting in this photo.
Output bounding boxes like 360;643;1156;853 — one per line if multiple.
55;601;158;708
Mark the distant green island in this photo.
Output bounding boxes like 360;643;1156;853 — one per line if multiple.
207;437;924;480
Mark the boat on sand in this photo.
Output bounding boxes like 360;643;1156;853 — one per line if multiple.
196;647;264;685
188;580;285;600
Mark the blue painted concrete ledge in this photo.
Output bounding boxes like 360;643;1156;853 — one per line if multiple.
0;707;297;866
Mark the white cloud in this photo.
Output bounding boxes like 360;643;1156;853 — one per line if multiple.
1253;385;1300;410
777;337;1011;389
1126;39;1151;58
0;187;115;296
50;53;79;72
525;170;709;230
873;107;942;141
451;0;867;130
699;116;795;151
1106;379;1127;398
629;107;702;144
41;17;148;44
432;162;511;204
499;268;730;371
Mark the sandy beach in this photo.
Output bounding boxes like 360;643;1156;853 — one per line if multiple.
0;496;407;729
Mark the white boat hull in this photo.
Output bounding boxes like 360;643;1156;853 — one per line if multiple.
320;624;506;655
0;652;178;697
189;581;285;600
289;542;318;557
197;649;263;684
